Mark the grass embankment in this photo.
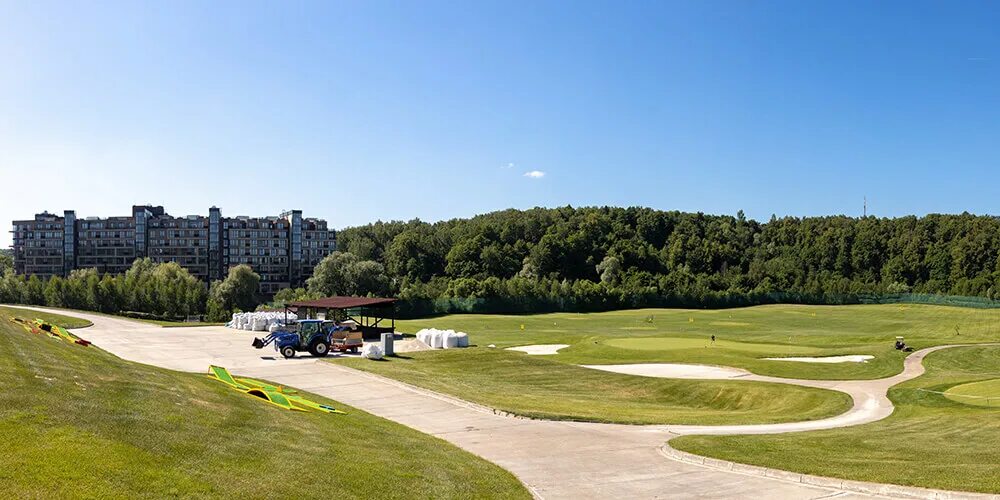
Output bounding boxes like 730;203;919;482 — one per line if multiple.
0;305;222;327
0;313;528;498
0;306;93;329
337;349;851;425
672;345;1000;494
395;304;1000;379
140;319;226;327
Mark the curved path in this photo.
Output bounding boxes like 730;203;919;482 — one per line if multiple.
583;346;955;436
7;306;995;499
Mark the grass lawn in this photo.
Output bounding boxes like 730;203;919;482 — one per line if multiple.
0;305;93;329
392;304;1000;379
944;378;1000;407
0;313;528;498
671;345;1000;494
334;303;999;426
336;349;852;425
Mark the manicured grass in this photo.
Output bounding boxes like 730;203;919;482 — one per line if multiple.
671;345;1000;494
336;348;852;425
944;378;1000;407
394;304;1000;379
603;337;828;354
0;315;528;498
0;305;93;329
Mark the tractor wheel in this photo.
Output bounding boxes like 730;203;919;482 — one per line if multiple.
280;345;296;359
309;339;330;358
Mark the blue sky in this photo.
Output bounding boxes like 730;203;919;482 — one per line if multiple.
1;1;998;247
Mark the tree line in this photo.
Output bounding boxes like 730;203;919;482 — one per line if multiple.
0;258;260;322
5;207;1000;319
328;207;1000;313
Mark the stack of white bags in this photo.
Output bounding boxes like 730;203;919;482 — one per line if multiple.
227;311;298;332
416;328;470;349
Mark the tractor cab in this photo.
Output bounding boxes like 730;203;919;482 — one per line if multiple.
297;319;323;340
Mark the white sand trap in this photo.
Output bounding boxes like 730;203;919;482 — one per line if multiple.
580;363;752;379
763;355;874;364
506;344;569;355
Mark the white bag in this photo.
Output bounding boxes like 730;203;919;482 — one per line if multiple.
361;343;384;360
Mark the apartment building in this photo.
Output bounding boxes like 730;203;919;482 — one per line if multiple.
11;211;67;279
224;214;293;294
75;215;137;275
10;206;337;293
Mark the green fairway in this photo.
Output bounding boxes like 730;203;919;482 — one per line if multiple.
672;345;1000;494
944;378;1000;408
393;304;1000;379
0;314;528;498
332;303;1000;426
0;305;93;329
603;337;827;355
336;348;852;425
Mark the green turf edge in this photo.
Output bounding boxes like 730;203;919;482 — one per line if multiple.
334;348;854;426
0;305;93;329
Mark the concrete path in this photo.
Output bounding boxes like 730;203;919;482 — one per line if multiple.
8;306;992;499
578;349;949;436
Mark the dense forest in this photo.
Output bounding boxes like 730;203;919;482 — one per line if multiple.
326;207;1000;313
4;207;1000;319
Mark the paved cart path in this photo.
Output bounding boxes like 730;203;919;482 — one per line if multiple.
8;306;995;499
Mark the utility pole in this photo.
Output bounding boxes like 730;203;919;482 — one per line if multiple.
863;196;867;218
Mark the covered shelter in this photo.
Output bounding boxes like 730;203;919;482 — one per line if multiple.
284;296;397;340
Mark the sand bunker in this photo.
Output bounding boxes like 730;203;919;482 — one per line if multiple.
580;363;752;379
506;344;569;355
763;355;874;364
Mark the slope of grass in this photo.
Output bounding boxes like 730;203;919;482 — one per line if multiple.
0;305;93;329
671;345;1000;494
0;314;528;498
395;304;1000;379
140;319;226;327
0;305;222;327
335;348;852;425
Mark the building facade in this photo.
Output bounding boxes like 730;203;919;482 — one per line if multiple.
11;206;336;294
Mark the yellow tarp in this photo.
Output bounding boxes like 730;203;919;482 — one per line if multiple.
207;365;345;414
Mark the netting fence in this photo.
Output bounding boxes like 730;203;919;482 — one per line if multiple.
394;292;1000;319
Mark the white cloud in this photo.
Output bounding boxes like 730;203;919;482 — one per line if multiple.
523;170;545;178
504;162;515;169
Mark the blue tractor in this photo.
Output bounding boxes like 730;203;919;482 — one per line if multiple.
252;319;338;359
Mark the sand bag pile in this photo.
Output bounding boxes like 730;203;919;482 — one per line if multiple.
227;311;297;332
416;328;470;349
